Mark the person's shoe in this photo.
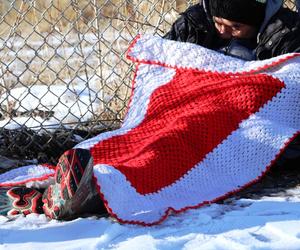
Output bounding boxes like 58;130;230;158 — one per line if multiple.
0;187;43;216
42;148;92;219
55;148;91;200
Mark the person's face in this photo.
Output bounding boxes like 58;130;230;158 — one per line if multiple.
213;16;258;39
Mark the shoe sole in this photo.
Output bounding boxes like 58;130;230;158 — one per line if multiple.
43;148;91;219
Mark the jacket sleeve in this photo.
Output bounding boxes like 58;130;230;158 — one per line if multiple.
163;14;190;42
163;4;209;45
257;9;300;59
283;28;300;53
273;13;300;55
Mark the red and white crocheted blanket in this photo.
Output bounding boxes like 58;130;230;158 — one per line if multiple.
1;35;300;225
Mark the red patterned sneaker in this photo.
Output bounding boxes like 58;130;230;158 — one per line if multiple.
0;187;43;216
42;148;107;220
55;148;91;201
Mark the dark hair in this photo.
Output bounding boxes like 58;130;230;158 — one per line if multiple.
209;0;266;27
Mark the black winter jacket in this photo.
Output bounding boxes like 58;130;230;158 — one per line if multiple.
164;0;300;168
164;0;300;60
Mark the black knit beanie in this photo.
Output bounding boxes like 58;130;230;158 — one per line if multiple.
209;0;267;27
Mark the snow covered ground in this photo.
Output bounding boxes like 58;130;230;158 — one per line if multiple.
1;188;300;250
0;84;104;130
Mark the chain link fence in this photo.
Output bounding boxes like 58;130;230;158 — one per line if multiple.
0;0;297;165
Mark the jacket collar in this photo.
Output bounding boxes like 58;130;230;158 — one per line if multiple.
259;0;283;34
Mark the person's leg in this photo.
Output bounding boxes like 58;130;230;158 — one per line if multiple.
42;148;108;220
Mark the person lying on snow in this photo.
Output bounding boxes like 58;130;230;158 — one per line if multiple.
1;0;300;220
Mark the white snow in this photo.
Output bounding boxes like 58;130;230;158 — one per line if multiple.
0;83;105;130
1;189;300;250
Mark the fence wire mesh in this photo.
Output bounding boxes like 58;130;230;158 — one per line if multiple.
0;0;297;164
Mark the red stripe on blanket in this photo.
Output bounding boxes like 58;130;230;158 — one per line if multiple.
91;68;284;194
